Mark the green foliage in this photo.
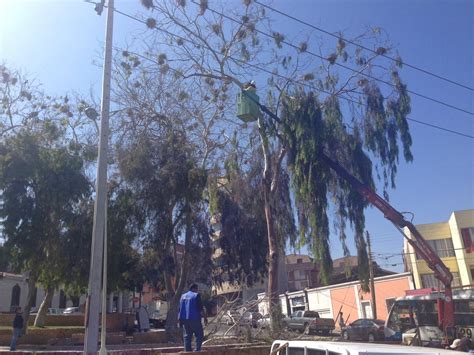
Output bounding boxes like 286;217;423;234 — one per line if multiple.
0;130;91;289
212;145;295;286
117;127;210;291
278;85;412;288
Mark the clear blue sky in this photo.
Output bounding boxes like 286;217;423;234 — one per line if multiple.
1;0;473;272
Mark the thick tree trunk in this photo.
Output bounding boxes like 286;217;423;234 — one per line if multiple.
165;205;193;339
258;119;282;332
263;180;281;332
21;273;37;335
165;294;180;335
34;286;54;327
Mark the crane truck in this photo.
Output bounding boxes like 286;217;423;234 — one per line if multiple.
237;87;456;344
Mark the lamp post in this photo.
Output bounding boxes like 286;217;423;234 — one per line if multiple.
84;0;114;353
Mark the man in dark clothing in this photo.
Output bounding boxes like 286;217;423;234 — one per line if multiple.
179;283;208;352
10;307;23;351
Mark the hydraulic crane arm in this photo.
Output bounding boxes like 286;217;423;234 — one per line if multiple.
320;152;454;330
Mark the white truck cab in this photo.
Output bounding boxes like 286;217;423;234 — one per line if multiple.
270;340;467;355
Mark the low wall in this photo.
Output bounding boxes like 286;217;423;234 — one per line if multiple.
0;327;83;346
0;313;134;331
0;343;271;355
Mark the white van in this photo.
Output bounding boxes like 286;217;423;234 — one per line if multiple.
270;340;467;355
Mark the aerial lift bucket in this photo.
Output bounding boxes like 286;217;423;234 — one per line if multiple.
236;87;261;122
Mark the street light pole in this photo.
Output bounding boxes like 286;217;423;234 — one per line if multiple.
99;203;108;355
84;0;114;353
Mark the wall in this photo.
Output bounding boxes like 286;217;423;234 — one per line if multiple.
258;272;413;329
356;276;411;321
0;313;134;331
404;209;474;289
329;285;359;326
450;210;474;286
307;289;332;318
0;273;28;313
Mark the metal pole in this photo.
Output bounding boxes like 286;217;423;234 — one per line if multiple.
99;204;108;355
366;231;377;319
84;0;114;352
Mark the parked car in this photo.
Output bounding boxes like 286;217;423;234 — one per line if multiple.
221;310;240;325
341;318;386;342
257;314;270;328
149;310;166;329
240;312;263;327
62;307;80;315
223;311;263;327
48;308;63;315
283;310;335;335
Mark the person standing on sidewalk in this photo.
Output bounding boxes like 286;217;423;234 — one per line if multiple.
179;283;208;352
10;307;23;351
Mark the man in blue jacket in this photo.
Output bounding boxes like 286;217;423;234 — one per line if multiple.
179;283;208;351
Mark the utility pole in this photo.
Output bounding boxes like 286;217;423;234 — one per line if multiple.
84;0;114;353
366;231;377;319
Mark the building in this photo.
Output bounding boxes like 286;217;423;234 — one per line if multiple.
0;272;86;313
286;254;394;292
258;272;414;328
330;256;395;285
286;254;319;291
404;209;474;289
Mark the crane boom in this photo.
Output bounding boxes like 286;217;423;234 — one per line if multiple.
319;153;454;331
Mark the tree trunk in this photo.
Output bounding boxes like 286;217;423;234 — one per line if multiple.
263;180;281;331
34;286;54;327
165;293;180;336
21;272;37;335
165;204;193;339
258;119;282;332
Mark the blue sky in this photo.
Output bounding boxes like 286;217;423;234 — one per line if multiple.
0;0;472;272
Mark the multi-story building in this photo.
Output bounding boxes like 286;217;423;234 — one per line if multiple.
286;254;318;291
404;209;474;289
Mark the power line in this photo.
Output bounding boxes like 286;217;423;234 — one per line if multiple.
113;8;474;140
374;247;474;259
192;0;474;117
253;0;474;92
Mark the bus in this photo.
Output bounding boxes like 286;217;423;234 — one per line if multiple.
385;288;474;345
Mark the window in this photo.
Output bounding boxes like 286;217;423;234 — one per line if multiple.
31;287;37;308
416;238;455;259
288;271;295;281
304;311;319;318
461;228;474;253
297;258;303;264
59;290;67;309
454;300;474;326
452;272;461;287
361;300;372;318
10;284;21;308
421;272;461;289
386;298;396;313
288;347;304;355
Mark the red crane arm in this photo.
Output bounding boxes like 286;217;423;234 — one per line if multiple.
320;153;453;288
